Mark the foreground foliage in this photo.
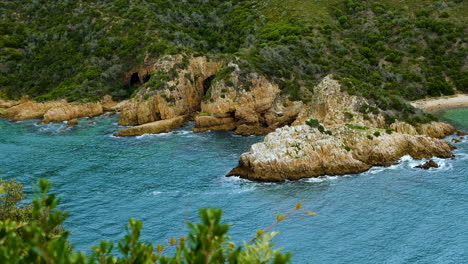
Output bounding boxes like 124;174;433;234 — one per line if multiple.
0;178;315;263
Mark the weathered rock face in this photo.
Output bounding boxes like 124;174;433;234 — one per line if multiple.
415;160;439;169
1;100;67;121
0;97;118;122
192;115;236;132
0;98;23;109
101;95;119;112
118;55;224;126
42;102;103;123
193;63;302;135
416;122;456;138
114;116;187;137
227;123;455;182
292;75;385;127
391;121;455;139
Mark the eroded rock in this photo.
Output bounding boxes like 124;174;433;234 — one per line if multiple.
415;160;439;170
227;124;454;181
42;103;103;123
114;116;187;137
119;55;224;126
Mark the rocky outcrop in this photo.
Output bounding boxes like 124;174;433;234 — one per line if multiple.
118;55;224;126
101;95;119;112
193;62;303;135
227;124;455;181
391;121;456;138
42;103;103;123
192;115;236;132
1;100;67;121
415;160;439;169
114;116;187;137
66;119;79;127
0;98;25;109
416;122;456;138
0;96;117;123
292;76;385;127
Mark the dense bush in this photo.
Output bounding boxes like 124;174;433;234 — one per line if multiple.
0;0;466;123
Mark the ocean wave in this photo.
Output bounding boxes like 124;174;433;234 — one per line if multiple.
135;132;171;139
455;152;468;160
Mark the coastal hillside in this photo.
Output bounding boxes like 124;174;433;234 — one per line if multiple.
1;0;467;123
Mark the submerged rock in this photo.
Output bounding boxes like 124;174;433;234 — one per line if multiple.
227;124;455;182
67;119;79;127
415;160;439;170
114;116;187;137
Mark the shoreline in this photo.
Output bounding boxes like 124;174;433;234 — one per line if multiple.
411;94;468;112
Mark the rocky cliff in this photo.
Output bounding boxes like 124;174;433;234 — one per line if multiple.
227;123;455;181
193;62;304;135
118;55;223;126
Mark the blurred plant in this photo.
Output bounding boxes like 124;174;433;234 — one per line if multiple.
0;179;318;263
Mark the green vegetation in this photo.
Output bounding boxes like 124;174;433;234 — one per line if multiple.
0;0;466;122
345;123;369;130
305;119;320;128
0;178;317;263
305;119;332;135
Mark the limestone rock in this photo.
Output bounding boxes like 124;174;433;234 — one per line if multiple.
119;55;223;126
234;124;274;136
390;121;418;135
227;124;454;181
1;100;67;121
193;62;297;134
415;160;439;169
0;99;22;109
292;75;385;128
42;103;103;123
192;115;236;132
67;119;78;127
415;122;456;138
101;95;119;111
114;116;187;137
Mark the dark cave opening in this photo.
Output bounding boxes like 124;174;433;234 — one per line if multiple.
142;74;151;83
130;72;141;86
202;75;216;96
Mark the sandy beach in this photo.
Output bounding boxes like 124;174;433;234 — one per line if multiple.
411;94;468;112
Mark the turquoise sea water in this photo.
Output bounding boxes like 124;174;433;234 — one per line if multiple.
0;109;467;263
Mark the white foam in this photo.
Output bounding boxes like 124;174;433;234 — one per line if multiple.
303;175;342;183
399;155;413;162
135;132;170;139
